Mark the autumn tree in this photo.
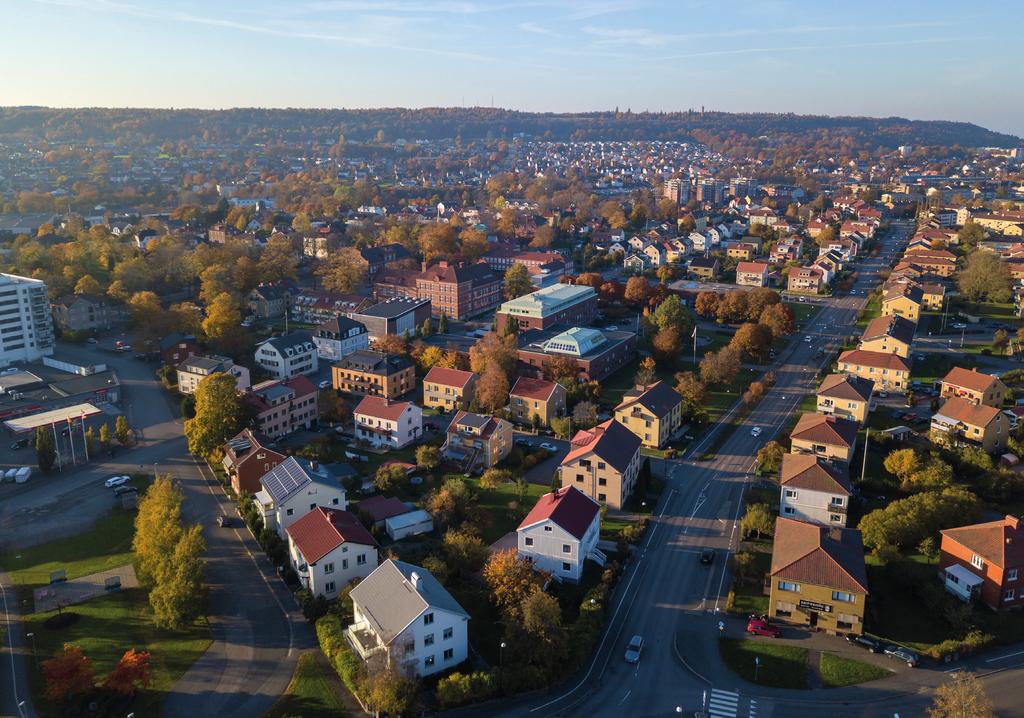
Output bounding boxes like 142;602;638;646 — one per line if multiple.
149;523;206;630
43;643;95;702
959;251;1012;303
99;422;112;453
521;590;567;649
477;364;510;412
459;227;490;261
624;276;649;306
74;274;102;295
731;322;773;360
469;332;518;376
360;666;417;717
318;389;350;423
759;302;795;337
113;414;130;446
694;291;720;318
572;401;599;429
504;262;534;300
36;425;56;472
316;248;367;293
542;354;578;382
442;528;490;577
652;326;682;362
700;346;742;386
419;222;458;262
883;448;920;483
416;444;440;470
102;649;151;695
202;291;242;343
483;550;546;620
183;372;245;459
674;371;707;407
928;671;996;718
756;441;785;475
634;357;657;386
740;503;776;539
257;235;299;283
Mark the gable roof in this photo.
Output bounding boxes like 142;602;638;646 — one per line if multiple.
357;495;412;523
615;381;683;419
518;486;600;540
510;376;561;402
286;507;377;564
934;396;1002;428
790;413;859;449
770;517;868;594
423;366;476;389
838;349;910;372
780;454;852;495
736;261;768;274
861;314;916;346
260;456;341;505
349;560;468;645
354;396;413;422
942;366;1001;394
817;374;873;403
941;515;1024;570
562;419;640;473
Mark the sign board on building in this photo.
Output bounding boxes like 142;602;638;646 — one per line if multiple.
798;599;833;613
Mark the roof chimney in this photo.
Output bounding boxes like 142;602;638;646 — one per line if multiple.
410;571;421;589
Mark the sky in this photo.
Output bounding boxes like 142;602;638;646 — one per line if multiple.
3;0;1023;137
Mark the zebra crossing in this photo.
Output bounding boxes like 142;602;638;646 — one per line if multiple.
706;689;768;718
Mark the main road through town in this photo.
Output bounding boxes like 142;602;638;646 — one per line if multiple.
458;222;934;718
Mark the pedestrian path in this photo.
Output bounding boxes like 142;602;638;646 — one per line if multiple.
707;689;772;718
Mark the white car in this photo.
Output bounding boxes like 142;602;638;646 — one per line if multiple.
539;442;558;452
318;380;332;390
750;427;762;437
104;475;131;488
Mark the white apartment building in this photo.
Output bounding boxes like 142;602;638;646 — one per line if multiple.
779;454;852;527
353;396;422;449
0;274;55;367
286;507;379;599
255;331;318;380
517;486;604;583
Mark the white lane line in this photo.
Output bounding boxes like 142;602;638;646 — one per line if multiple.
0;577;27;718
986;649;1024;663
617;689;631;705
713;477;748;612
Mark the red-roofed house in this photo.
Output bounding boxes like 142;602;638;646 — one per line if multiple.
353;396;422;449
509;376;567;427
517;486;602;583
940;515;1024;610
286;507;379;599
422;367;477;411
736;261;770;288
357;495;414;528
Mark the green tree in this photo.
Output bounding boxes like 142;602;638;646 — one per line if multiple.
442;528;490;576
183;373;244;459
756;441;785;475
504;262;534;300
502;313;519;337
650;294;694;337
956;221;985;247
416;444;440;470
36;426;56;472
958;251;1012;303
740;503;775;539
149;524;206;630
438;312;449;333
420;317;433;337
83;426;96;457
115;415;131;446
551;416;572;439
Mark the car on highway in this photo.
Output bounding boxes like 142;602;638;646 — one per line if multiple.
845;634;884;653
539;442;558;452
699;548;715;565
750;426;762;437
884;645;919;667
746;618;781;638
624;635;644;663
104;475;131;488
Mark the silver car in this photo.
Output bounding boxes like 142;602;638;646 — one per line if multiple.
624;635;644;663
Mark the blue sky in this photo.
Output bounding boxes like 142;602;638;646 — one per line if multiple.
3;0;1023;137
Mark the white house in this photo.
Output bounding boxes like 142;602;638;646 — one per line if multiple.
286;507;379;599
779;454;852;527
254;330;318;380
346;560;469;678
255;457;348;537
517;486;603;583
353;396;422;449
176;354;251;395
313;316;369;362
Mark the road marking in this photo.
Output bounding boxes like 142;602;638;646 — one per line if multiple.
708;688;739;717
748;698;758;717
713;478;748;612
986;649;1024;663
617;689;631;705
943;666;963;673
0;577;27;718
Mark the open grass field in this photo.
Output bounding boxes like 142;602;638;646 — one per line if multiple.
265;652;349;718
460;474;548;544
819;652;892;688
719;638;808;689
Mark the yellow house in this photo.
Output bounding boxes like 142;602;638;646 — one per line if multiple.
509;376;567;427
837;349;911;394
789;413;859;464
769;517;869;635
816;374;873;424
613;381;685;449
858;315;915;358
930;397;1008;453
422;366;477;411
881;285;922;323
443;411;513;472
560;419;642;509
940;367;1007;408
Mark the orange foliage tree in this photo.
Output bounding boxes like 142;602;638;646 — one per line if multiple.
43;643;95;701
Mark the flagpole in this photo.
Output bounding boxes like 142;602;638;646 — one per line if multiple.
51;421;61;472
81;413;89;462
693;324;698;365
67;417;76;465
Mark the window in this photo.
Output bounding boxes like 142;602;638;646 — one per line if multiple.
1005;589;1016;601
424;633;435;646
544;526;552;532
443;627;453;640
1008;569;1019;582
598;478;607;486
830;497;844;506
597;462;606;470
444;648;454;661
575;474;584;483
598;493;606;502
323;563;335;574
332;497;340;505
357;554;366;565
971;554;985;570
310;503;316;510
325;581;336;593
784;489;797;498
286;508;294;516
562;544;571;553
778;581;800;593
775;608;792;618
424;655;435;668
424;613;434;625
830;514;842;523
524;537;534;546
562;562;571;571
342;559;348;570
832;591;855;603
837;620;854;630
404;641;415;654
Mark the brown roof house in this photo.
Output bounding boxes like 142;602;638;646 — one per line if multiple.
940;367;1007;408
930;397;1008;453
789;413;859;464
286;507;378;599
859;315;916;358
940;515;1024;610
443;411;513;474
422;367;477;411
222;429;286;495
559;419;642;509
509;376;567;428
836;349;910;394
779;454;852;527
768;517;869;635
816;374;873;424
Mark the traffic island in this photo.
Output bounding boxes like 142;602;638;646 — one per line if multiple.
819;652;893;688
718;638;809;689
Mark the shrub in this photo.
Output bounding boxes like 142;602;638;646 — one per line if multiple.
620;518;648;544
924;630;993;661
315;615;346;663
436;670;498;708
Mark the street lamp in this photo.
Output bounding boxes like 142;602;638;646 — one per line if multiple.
26;632;37;669
754;655;761;682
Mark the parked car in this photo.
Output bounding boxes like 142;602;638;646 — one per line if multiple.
539;442;558;452
845;634;884;653
104;475;131;488
86;337;98;344
318;380;332;390
746;618;781;638
10;438;31;450
884;645;919;667
216;515;231;528
515;438;532;448
113;485;138;498
624;635;644;663
699;548;715;565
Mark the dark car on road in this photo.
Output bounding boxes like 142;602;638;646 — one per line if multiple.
884;645;920;667
699;548;715;565
845;634;884;653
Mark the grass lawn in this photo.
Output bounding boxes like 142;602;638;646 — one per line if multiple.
819;652;893;688
462;474;548;544
855;293;882;329
264;652;349;718
785;301;821;326
25;588;211;717
728;550;770;615
600;357;679;409
912;353;971;384
706;368;759;424
719;638;808;689
600;514;635;542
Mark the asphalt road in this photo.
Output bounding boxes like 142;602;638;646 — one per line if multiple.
453;222;937;718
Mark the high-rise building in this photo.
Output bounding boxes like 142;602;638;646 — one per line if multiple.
729;177;759;200
0;274;54;367
662;177;690;204
697;178;724;206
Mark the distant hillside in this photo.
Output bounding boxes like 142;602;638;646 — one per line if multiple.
0;106;1018;151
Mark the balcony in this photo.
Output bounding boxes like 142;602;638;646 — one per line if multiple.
346;622;386;661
